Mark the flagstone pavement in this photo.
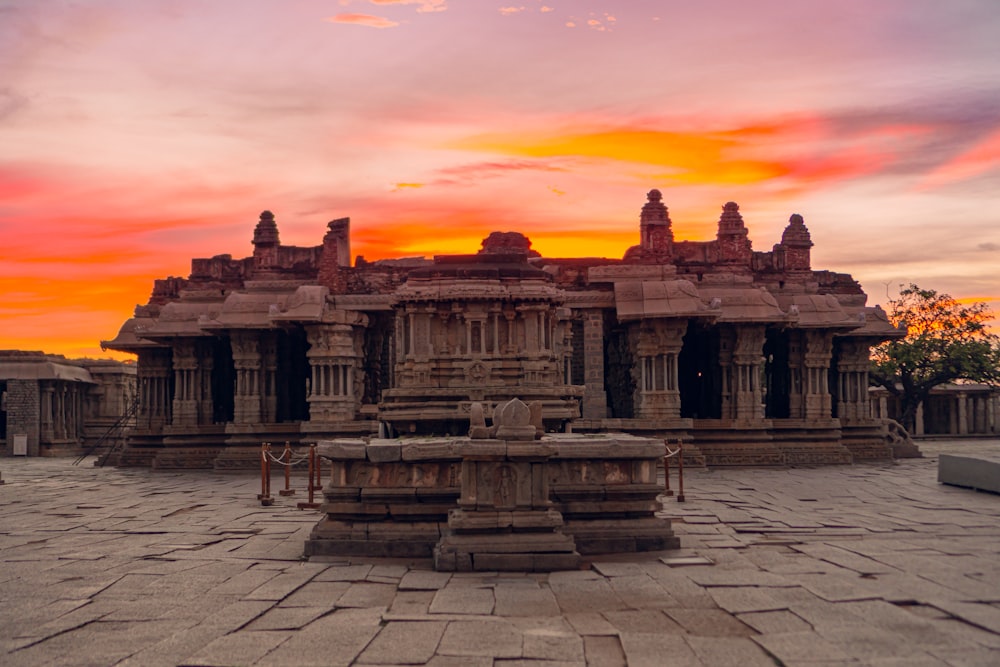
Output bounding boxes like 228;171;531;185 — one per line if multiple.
1;439;998;666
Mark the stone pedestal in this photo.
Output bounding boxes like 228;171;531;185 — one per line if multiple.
433;438;581;572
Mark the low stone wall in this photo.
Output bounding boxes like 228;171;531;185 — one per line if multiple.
305;433;679;563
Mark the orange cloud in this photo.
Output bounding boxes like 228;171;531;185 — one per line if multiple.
326;13;400;28
452;128;789;186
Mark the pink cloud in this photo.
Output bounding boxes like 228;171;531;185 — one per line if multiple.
919;128;1000;189
326;13;400;28
368;0;447;12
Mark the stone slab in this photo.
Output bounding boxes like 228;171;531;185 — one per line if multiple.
938;454;1000;494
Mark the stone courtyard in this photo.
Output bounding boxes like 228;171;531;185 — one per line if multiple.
1;440;998;666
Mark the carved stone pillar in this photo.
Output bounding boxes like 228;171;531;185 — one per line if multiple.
785;331;805;418
518;304;545;356
581;309;607;419
717;327;736;419
732;325;766;422
197;340;214;425
260;331;278;424
171;340;199;427
306;324;361;423
231;331;262;425
834;338;872;423
635;320;685;420
803;331;834;421
137;348;172;431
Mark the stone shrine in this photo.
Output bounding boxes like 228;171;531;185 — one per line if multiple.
104;191;905;468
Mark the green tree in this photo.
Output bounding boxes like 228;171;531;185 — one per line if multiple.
870;283;1000;433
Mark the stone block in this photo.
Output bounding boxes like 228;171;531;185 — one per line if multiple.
938;454;1000;494
318;440;367;459
367;442;402;462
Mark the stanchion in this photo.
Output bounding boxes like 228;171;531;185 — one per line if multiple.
663;442;674;497
279;441;296;496
297;444;322;510
258;442;273;506
676;444;686;503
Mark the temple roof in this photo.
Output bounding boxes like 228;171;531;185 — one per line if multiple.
0;354;95;382
613;280;717;321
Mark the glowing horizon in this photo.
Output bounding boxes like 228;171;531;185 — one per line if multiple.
2;0;999;359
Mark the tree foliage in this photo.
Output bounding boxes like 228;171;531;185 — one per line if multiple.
870;283;1000;432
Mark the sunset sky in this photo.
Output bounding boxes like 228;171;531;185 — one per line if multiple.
2;0;999;359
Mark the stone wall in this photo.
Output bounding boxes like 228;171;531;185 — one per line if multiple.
4;380;40;456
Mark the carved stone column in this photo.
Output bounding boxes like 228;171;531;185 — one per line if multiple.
137;348;172;431
260;331;278;424
197;340;214;425
786;331;805;418
732;325;766;422
581;309;607;419
717;327;737;419
231;331;262;425
635;320;685;420
306;324;361;423
803;331;834;421
171;340;199;427
834;338;873;424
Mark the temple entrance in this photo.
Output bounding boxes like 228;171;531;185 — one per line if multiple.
678;323;722;419
275;328;310;422
210;337;235;423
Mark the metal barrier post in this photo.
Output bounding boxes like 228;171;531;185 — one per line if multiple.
663;442;674;497
313;444;322;495
259;443;274;506
676;444;686;503
279;441;295;496
297;443;321;510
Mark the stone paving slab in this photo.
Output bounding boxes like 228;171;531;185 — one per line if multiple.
1;441;999;665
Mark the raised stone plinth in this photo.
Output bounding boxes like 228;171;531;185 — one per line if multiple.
305;431;678;567
305;437;462;559
938;454;1000;494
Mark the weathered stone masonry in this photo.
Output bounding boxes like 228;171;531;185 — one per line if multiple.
104;191;906;468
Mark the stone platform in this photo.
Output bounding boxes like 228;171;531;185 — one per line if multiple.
305;431;680;567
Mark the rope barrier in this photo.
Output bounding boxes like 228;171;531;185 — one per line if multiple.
257;441;323;508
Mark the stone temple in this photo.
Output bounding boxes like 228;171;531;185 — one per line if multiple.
103;190;906;469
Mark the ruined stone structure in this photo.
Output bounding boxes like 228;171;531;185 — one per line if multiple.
0;351;136;457
104;191;905;468
871;383;1000;438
